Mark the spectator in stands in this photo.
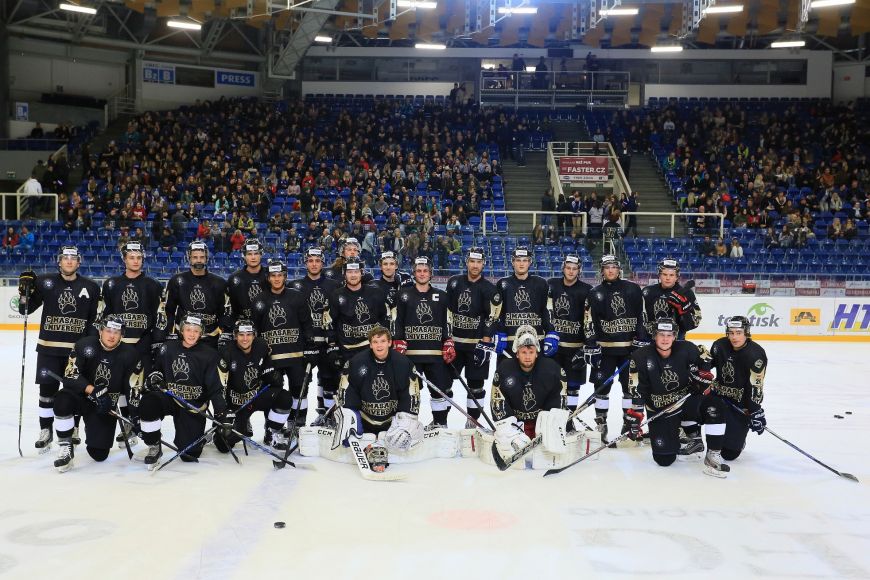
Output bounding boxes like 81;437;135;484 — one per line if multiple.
556;193;571;238
159;227;176;251
133;226;149;248
361;230;377;265
843;218;858;241
732;208;748;229
171;210;186;240
197;220;212;240
588;199;604;242
570;192;584;239
534;57;548;90
778;224;795;248
729;238;744;259
602;211;623;252
715;238;728;257
532;225;546;246
827;218;844;241
18;226;34;251
62;208;77;233
32;160;47;184
3;227;19;253
540;188;555;231
698;234;716;257
23;173;43;195
284;229;300;254
230;229;246;252
319;227;335;253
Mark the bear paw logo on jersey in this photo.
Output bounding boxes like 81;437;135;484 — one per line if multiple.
457;289;472;314
514;287;531;311
660;368;680;392
94;363;111;389
247;284;263;303
58;288;77;315
553;294;571;318
522;385;537;411
122;286;139;312
172;357;190;381
243;364;259;389
309;287;329;312
611;294;626;317
190;287;207;311
416;301;433;324
268;303;287;327
371;375;390;401
653;296;670;319
722;361;735;384
354;299;371;323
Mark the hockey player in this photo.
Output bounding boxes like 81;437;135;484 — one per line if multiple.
708;316;768;461
251;259;311;428
139;315;226;467
325;238;373;284
490;324;569;460
446;247;498;425
227;238;269;323
584;254;649;442
629;319;730;477
18;245;100;452
290;247;341;416
393;256;455;427
642;258;701;339
214;319;292;455
327;257;390;364
157;240;232;350
370;250;413;308
489;246;558;358
548;254;593;412
52;315;144;472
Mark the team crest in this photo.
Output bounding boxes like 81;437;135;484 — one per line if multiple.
722;361;735;383
247;284;262;303
653;296;670;318
457;289;472;313
553;294;570;318
309;287;328;312
514;287;531;311
190;287;207;310
268;303;287;327
371;375;390;401
122;286;139;311
522;386;536;410
94;363;111;389
58;288;77;315
661;368;680;392
243;365;259;388
611;294;626;317
172;357;190;381
416;301;433;324
355;299;371;323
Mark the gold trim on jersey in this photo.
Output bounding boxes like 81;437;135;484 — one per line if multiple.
272;352;303;360
406;349;443;356
452;337;480;344
561;341;584;348
38;339;76;349
344;339;369;349
121;337;141;344
599;340;633;348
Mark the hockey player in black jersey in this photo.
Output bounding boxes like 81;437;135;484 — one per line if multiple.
227;238;268;324
489;246;558;358
584;254;649;442
642;258;701;339
290;247;341;417
490;325;569;461
52;315;144;472
371;250;413;308
251;259;312;427
548;254;593;412
393;256;456;428
139;315;226;467
325;238;374;284
708;316;768;461
214;320;293;455
18;245;100;452
157;240;232;350
327;257;390;364
446;247;498;425
629;319;730;477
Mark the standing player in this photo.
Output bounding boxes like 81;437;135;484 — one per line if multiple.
393;256;455;428
18;246;100;452
227;237;268;324
708;316;768;461
251;259;311;428
446;247;498;425
584;254;649;442
52;315;143;472
325;238;374;284
629;319;730;477
327;257;390;365
157;240;232;350
139;315;226;467
371;250;413;309
642;258;701;339
488;246;559;358
548;254;593;412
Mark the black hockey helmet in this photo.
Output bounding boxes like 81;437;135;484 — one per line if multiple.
343;257;364;274
563;254;581;266
600;254;620;269
413;256;433;270
57;245;82;265
234;319;256;337
99;314;126;336
187;240;209;261
653;318;677;336
180;314;204;334
658;257;680;275
341;237;361;256
267;258;288;276
466;246;486;261
511;246;531;260
725;315;752;338
304;246;324;261
379;250;398;264
121;241;145;260
242;238;264;257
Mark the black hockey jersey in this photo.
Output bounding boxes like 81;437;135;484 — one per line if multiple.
339;349;421;428
371;272;413;308
642;282;701;334
63;336;143;409
160;271;231;339
585;278;648;354
629;341;706;412
446;274;498;351
327;284;390;358
251;287;311;366
547;277;592;351
153;339;225;411
491;357;567;423
489;274;554;349
227;267;269;323
20;273;100;356
393;285;451;363
100;273;162;352
290;275;342;345
710;337;767;411
217;336;284;409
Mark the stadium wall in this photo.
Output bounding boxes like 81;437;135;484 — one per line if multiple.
135;60;262;110
832;63;870;102
301;81;457;97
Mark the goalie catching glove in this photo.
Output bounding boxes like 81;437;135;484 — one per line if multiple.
535;409;571;454
384;411;424;451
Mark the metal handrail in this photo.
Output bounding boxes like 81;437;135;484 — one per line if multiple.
481;210;587;236
0;192;59;221
619;211;726;239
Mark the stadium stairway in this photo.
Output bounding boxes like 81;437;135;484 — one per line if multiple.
69;118;130;185
629;155;687;238
500;150;548;236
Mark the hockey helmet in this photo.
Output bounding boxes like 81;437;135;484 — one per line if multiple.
242;238;264;256
380;250;398;263
187;240;209;261
658;257;680;275
563;254;581;266
121;241;145;260
57;245;82;265
234;319;256;336
267;258;288;276
180;314;204;333
304;246;324;261
512;246;531;260
513;324;540;353
342;237;361;255
466;247;486;261
99;314;126;336
343;257;364;274
600;254;621;269
413;256;433;270
653;318;677;336
725;315;752;338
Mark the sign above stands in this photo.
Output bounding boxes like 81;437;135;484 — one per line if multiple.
558;156;609;182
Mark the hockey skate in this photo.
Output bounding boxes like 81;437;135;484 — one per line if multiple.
465;417;480;429
144;443;163;471
71;426;81;446
244;417;254;438
425;420;448;431
678;437;704;461
116;423;139;449
35;428;53;454
703;449;730;478
268;429;289;453
54;440;74;473
594;416;609;445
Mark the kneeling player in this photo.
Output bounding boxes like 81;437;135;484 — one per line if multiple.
52;315;143;472
629;319;730;477
214;320;293;456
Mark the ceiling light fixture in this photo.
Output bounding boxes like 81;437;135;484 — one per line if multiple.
600;8;639;16
59;2;97;14
650;45;683;52
770;39;806;48
703;4;744;14
809;0;855;7
397;1;438;8
497;7;538;14
314;35;332;43
167;18;202;31
415;42;447;50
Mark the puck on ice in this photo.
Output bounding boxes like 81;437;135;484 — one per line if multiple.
845;411;853;415
834;415;844;419
274;521;286;529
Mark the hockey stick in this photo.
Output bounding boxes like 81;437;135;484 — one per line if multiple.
347;430;407;482
17;291;30;457
412;369;491;432
106;408;199;463
448;362;496;431
115;402;134;460
724;401;858;483
154;425;219;473
275;363;312;470
544;392;693;477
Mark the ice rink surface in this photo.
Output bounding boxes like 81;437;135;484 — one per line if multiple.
1;338;869;579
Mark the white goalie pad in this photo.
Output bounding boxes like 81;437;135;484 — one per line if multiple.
460;428;601;470
299;426;460;464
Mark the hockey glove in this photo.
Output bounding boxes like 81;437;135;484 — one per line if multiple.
492;332;508;355
666;290;693;316
326;344;342;370
570;351;587;371
473;342;492;367
146;371;165;392
88;387;112;415
18;269;36;299
217;332;233;351
625;408;644;441
494;417;532;454
690;365;715;393
392;339;408;355
384;411;424;451
631;338;651;350
749;407;766;435
303;345;321;364
583;343;602;368
542;332;560;357
441;339;456;364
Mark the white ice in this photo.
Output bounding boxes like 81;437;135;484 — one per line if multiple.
1;338;869;579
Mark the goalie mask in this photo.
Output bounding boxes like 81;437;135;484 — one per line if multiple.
513;324;540;353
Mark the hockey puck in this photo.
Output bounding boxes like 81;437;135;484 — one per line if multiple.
273;521;286;529
834;415;844;419
845;411;853;415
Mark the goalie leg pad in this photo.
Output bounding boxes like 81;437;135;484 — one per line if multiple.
535;409;571;454
460;428;484;458
378;429;460;462
478;431;526;469
531;431;602;469
299;426;377;463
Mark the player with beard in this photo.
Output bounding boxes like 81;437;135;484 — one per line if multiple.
52;315;143;472
446;247;498;426
642;258;701;339
327;257;390;366
18;246;100;452
548;254;593;412
392;256;455;428
227;238;269;324
325;238;374;284
251;259;312;428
